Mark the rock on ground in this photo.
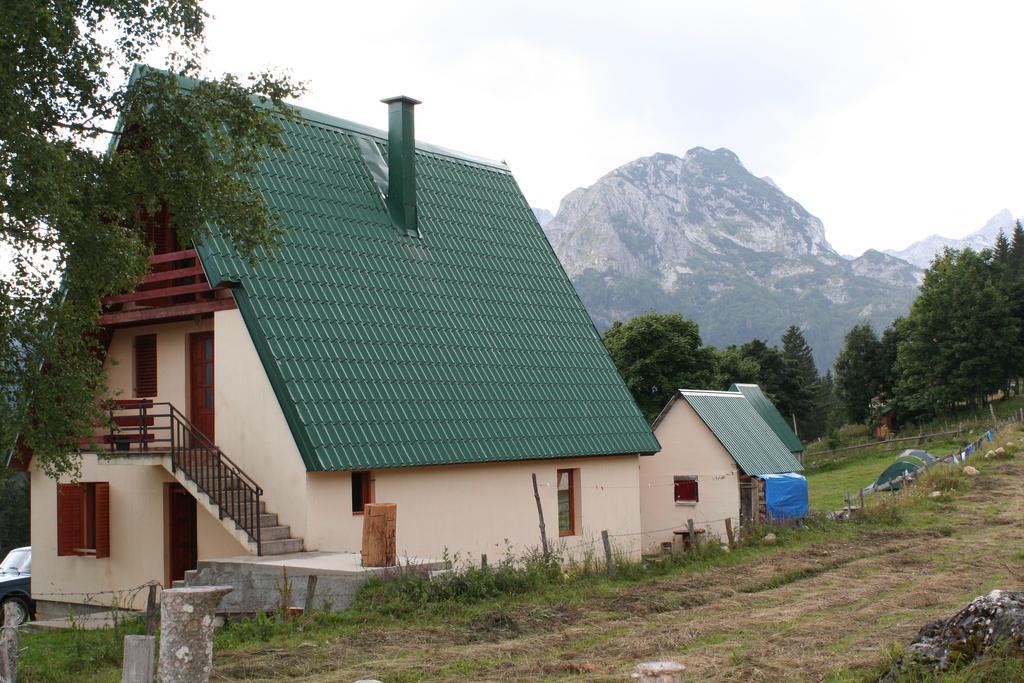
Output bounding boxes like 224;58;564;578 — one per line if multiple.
881;590;1024;680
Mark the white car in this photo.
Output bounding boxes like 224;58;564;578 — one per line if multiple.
0;547;32;625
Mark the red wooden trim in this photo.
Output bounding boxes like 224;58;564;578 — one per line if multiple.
139;264;204;285
148;248;197;265
57;484;84;557
557;468;576;537
100;433;156;443
103;281;213;305
110;399;154;408
94;483;111;559
98;297;236;326
112;415;155;428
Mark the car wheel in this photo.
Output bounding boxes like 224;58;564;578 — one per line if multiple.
1;597;29;626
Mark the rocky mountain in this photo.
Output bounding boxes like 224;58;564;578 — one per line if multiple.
542;148;923;369
531;207;554;228
884;209;1015;268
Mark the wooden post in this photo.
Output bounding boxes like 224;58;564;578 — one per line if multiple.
601;529;616;578
361;503;397;567
687;519;697;553
0;603;19;683
990;403;998;431
144;584;158;636
845;493;852;516
531;473;550;564
859;489;865;513
121;635;156;683
480;554;487;569
724;518;735;549
303;574;318;612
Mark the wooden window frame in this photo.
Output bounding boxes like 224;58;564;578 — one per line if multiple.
557;469;579;537
57;482;110;558
133;334;158;398
351;471;373;515
673;476;699;505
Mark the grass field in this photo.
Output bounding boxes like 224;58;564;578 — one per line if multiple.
18;423;1024;681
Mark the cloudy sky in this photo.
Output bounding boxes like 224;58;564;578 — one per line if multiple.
200;1;1023;256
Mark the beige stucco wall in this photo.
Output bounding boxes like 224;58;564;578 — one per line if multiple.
304;455;643;562
213;308;309;540
103;318;213;417
30;452;246;611
641;399;741;551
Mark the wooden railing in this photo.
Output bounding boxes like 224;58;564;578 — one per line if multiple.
106;400;263;555
98;249;235;327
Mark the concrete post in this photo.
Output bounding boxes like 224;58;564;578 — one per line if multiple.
122;635;156;683
157;586;232;683
633;660;686;682
0;602;19;683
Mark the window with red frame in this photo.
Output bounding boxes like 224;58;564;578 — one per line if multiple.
674;476;698;504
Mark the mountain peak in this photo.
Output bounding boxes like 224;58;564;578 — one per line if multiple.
685;146;743;166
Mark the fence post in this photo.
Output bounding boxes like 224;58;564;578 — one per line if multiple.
725;518;735;549
303;575;318;612
480;554;487;569
687;519;697;553
121;635;156;683
144;584;158;636
845;493;853;517
0;603;19;683
158;586;232;683
601;529;616;578
859;489;865;512
531;473;550;564
990;403;998;431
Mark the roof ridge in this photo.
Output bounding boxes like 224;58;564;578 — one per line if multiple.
679;389;745;397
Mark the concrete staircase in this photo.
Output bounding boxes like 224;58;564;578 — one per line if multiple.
165;463;304;556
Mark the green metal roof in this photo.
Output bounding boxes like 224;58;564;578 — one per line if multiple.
729;383;804;454
197;106;659;471
678;390;803;475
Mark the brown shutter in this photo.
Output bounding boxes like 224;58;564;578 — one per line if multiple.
57;484;84;557
94;482;111;559
134;335;157;397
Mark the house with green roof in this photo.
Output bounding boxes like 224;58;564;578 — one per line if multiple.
28;90;658;615
730;383;805;464
640;389;804;551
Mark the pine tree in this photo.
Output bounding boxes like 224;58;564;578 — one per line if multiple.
781;326;818;438
1010;220;1024;279
833;323;883;424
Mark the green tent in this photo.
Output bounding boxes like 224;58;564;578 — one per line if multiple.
874;461;923;491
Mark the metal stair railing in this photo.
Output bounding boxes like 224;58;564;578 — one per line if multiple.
106;400;263;555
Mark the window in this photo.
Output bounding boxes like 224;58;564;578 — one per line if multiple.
557;469;579;536
351;471;372;514
133;335;157;397
57;482;110;558
674;476;699;504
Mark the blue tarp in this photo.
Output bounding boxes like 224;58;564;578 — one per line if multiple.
758;472;809;520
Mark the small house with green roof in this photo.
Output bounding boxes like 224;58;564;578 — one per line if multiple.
730;383;805;464
640;389;804;551
28;91;658;615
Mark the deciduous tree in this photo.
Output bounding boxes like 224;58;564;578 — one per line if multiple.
1;1;303;477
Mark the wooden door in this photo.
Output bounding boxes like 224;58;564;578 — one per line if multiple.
189;332;215;441
167;485;197;585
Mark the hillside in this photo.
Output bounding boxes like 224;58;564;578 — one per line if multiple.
540;148;922;368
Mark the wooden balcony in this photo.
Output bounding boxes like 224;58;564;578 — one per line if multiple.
99;249;235;327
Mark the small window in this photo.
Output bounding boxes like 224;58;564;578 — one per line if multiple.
674;476;699;504
557;469;579;536
133;335;157;397
57;482;110;558
351;471;372;514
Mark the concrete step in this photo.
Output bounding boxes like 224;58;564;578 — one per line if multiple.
183;569;199;584
260;537;304;555
259;525;292;541
258;512;278;528
171;580;185;589
215;491;267;509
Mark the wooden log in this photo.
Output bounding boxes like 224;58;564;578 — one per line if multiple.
601;529;616;578
361;503;397;567
304;575;318;612
144;584;158;636
724;518;735;549
531;473;550;563
121;635;156;683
